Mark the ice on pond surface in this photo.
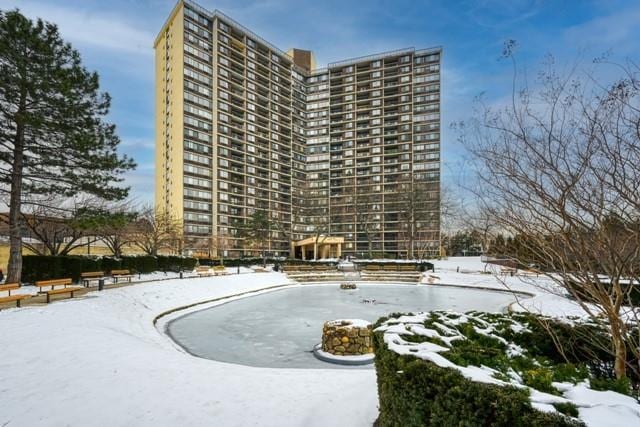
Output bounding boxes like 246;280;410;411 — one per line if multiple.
167;284;517;369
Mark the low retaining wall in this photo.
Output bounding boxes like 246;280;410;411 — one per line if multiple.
322;319;373;355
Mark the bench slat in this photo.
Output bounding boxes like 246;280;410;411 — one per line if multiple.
81;271;104;278
0;294;30;301
111;270;130;275
36;279;72;288
0;283;21;296
44;286;82;303
46;287;83;295
0;294;30;307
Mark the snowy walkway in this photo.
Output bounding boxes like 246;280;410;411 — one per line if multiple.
0;273;378;427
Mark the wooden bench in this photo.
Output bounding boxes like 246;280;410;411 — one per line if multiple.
195;266;214;277
111;269;134;283
214;265;230;275
0;283;31;307
399;265;418;271
81;271;105;287
35;278;82;303
500;267;517;276
364;265;381;272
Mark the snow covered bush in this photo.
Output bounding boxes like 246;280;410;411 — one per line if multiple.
373;310;640;426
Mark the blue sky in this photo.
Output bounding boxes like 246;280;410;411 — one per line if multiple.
4;0;640;203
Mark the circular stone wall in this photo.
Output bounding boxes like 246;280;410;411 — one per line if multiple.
322;319;373;355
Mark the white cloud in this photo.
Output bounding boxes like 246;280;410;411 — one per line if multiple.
120;137;155;151
9;1;155;56
563;5;640;56
122;163;155;204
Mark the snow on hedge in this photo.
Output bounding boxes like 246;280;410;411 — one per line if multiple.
376;310;640;426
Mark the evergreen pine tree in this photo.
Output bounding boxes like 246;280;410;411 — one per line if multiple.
0;10;136;282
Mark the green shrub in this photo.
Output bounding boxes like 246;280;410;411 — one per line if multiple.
121;256;157;273
354;260;434;271
21;254;198;283
552;363;589;384
22;255;97;283
590;376;632;396
197;257;338;268
553;402;580;418
522;368;558;394
373;330;584;426
101;257;122;273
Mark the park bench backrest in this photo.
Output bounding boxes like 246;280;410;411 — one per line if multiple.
81;271;104;278
111;269;130;276
0;283;20;294
35;278;72;288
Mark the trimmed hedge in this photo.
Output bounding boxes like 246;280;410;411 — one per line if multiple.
354;260;435;272
373;328;585;426
21;255;198;284
197;257;338;267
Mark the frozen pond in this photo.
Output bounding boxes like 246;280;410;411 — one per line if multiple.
167;284;518;369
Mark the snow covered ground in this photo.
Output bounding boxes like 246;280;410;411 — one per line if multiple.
428;256;589;318
0;257;634;426
0;272;378;427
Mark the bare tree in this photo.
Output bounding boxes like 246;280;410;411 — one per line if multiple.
438;185;466;258
238;210;272;266
93;204;137;258
129;207;182;256
18;200;101;256
354;190;381;259
189;232;232;265
396;179;439;259
459;46;640;380
463;208;498;255
296;181;331;260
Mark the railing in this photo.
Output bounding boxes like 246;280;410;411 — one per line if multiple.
178;2;442;77
328;47;416;69
184;0;309;74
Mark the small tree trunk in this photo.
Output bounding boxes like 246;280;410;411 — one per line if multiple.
610;319;628;380
7;101;26;283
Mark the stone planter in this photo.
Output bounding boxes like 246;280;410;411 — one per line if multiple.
321;319;373;356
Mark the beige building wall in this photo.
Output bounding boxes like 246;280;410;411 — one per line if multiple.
155;2;185;220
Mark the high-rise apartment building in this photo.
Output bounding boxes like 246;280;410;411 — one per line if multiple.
155;0;441;258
